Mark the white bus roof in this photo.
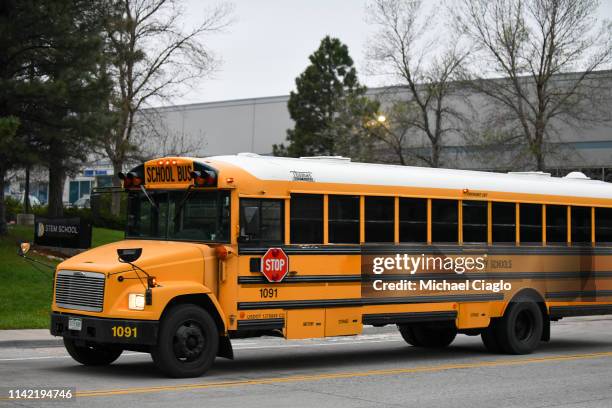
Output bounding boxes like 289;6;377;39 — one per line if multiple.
206;153;612;200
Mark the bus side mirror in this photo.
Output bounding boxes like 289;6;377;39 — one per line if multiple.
118;248;142;263
18;242;31;257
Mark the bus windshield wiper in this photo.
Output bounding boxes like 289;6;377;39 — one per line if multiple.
173;185;194;223
140;185;158;211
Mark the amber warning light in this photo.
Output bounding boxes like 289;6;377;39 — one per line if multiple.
118;165;144;188
191;170;217;187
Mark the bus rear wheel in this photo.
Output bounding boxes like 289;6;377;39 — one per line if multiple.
482;298;543;355
63;338;123;366
151;304;219;378
398;324;457;348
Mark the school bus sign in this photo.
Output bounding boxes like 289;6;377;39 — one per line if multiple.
261;248;289;282
144;158;194;187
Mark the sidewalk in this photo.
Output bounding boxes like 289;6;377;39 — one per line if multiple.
0;329;61;348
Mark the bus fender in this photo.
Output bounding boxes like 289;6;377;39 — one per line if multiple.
154;282;228;335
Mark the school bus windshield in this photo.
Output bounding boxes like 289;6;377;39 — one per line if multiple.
126;190;231;242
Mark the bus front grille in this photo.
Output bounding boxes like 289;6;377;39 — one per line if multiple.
55;270;105;312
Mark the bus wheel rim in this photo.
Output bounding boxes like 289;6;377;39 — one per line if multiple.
172;321;206;362
514;309;534;342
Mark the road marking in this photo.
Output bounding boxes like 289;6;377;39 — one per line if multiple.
75;351;612;398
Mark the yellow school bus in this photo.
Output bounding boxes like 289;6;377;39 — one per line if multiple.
50;154;612;377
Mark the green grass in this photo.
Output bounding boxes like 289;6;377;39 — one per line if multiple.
0;224;124;329
92;227;124;247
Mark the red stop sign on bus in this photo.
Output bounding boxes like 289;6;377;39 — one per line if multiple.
261;247;289;283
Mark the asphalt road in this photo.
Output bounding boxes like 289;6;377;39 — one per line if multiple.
1;317;612;408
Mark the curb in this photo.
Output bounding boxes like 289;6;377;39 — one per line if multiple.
0;339;63;349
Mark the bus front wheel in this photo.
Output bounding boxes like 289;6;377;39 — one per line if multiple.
151;304;219;378
63;338;122;366
398;324;457;348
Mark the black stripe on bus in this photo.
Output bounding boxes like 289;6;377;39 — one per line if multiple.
239;245;612;256
238;275;361;284
237;293;504;310
366;271;612;281
545;290;612;299
238;271;612;285
549;305;612;318
236;318;285;331
362;311;457;326
239;246;361;255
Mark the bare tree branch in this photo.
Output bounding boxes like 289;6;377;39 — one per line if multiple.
365;0;471;167
102;0;233;214
453;0;612;170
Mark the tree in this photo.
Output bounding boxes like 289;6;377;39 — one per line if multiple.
274;36;378;158
0;0;112;218
365;0;470;168
453;0;612;170
104;0;232;214
366;99;420;165
0;117;20;235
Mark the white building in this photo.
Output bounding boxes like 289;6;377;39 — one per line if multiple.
8;71;612;206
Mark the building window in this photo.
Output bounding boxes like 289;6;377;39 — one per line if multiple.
520;203;542;244
571;206;591;244
239;199;283;244
329;195;359;244
290;194;323;244
596;208;612;243
69;180;92;204
492;202;516;243
399;198;427;243
431;199;458;243
546;205;567;243
365;196;394;243
462;201;487;243
96;175;113;188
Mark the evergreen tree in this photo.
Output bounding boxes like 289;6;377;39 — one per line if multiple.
0;0;112;219
275;36;378;158
0;117;20;235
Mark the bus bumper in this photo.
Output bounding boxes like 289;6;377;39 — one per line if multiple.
50;312;159;346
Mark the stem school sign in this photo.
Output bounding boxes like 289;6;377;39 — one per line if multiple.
34;217;92;249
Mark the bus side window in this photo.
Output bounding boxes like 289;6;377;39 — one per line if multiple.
596;208;612;244
290;194;323;244
571;206;591;244
329;195;359;244
492;202;515;243
399;198;427;243
462;200;487;243
546;204;567;244
431;199;458;243
239;199;283;244
365;196;394;243
520;203;542;244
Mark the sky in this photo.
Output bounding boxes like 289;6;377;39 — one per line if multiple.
173;0;612;106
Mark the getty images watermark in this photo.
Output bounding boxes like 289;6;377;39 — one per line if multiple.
368;253;512;293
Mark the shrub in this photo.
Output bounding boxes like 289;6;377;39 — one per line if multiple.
4;197;23;222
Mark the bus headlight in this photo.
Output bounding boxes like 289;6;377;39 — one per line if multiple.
128;293;146;310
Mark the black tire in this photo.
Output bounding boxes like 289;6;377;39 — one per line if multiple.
63;338;122;366
495;299;544;354
481;320;503;353
398;324;456;348
151;304;219;378
398;325;423;347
